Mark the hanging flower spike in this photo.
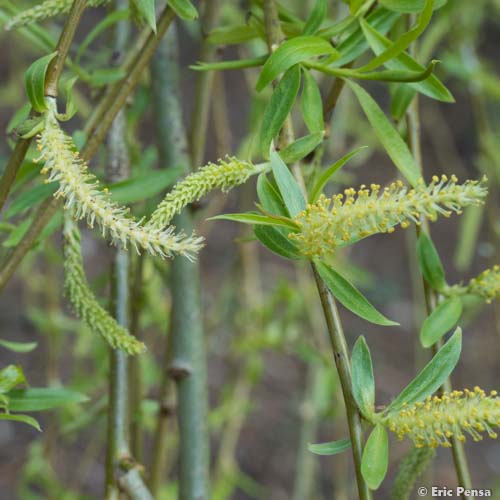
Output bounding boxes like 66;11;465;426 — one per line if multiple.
467;265;500;303
147;156;257;230
63;215;145;355
382;388;499;448
6;0;110;30
37;99;203;260
289;175;488;258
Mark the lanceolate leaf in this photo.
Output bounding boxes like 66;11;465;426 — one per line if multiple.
259;65;301;156
5;387;89;412
417;232;447;291
0;413;41;431
280;132;324;163
380;0;447;12
420;297;463;348
0;365;26;394
303;0;327;35
301;68;324;133
385;328;462;413
256;36;338;91
131;0;156;32
209;212;298;230
309;146;367;203
190;55;267;72
361;424;389;490
4;183;57;219
270;149;306;217
168;0;198;20
254;225;302;260
357;0;435;72
348;81;421;187
315;261;398;326
360;19;454;103
25;51;57;112
352;336;375;418
257;174;288;217
0;339;38;353
308;438;351;455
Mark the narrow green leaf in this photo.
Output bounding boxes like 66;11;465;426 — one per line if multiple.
360;19;454;102
316;262;398;326
132;0;156;31
210;212;298;230
25;51;57;112
301;68;324;133
254;226;301;260
386;328;462;413
270;149;306;217
256;36;338;91
379;0;447;12
4;182;57;219
207;25;258;45
309;146;367;203
333;8;400;67
190;55;267;72
417;232;446;291
168;0;198;20
361;425;389;490
420;297;463;348
5;388;89;412
352;336;375;418
256;174;288;217
0;413;41;431
107;168;183;204
280;132;324;163
0;365;26;394
303;0;327;35
357;0;435;72
57;76;78;121
259;65;301;156
87;68;126;87
308;438;351;455
0;340;38;353
348;81;421;187
390;84;417;120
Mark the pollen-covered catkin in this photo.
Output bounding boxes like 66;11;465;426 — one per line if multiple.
6;0;109;30
147;157;256;230
37;100;203;260
383;388;499;448
63;215;145;355
290;176;488;257
467;265;500;303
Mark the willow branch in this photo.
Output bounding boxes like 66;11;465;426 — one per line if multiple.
0;4;176;292
0;0;88;213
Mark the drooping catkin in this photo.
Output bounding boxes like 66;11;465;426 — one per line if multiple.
37;99;204;260
383;387;499;449
6;0;109;30
63;215;145;355
467;265;500;303
147;157;257;230
290;175;488;257
391;446;435;500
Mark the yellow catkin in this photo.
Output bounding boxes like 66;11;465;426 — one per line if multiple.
290;176;488;257
383;388;500;448
6;0;109;30
37;99;204;260
63;215;145;355
467;265;500;303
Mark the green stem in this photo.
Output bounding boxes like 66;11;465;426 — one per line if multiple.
405;55;473;498
150;25;210;499
262;2;371;498
0;4;176;292
0;0;88;213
